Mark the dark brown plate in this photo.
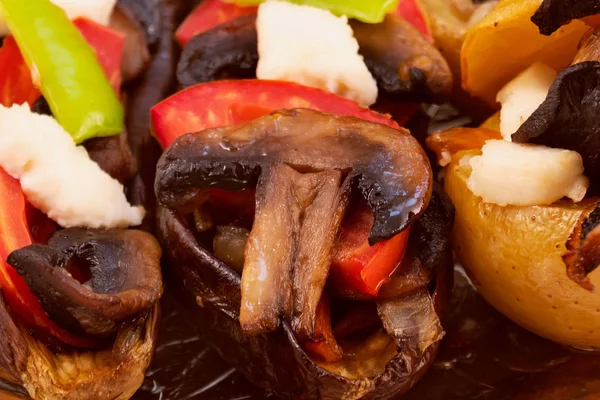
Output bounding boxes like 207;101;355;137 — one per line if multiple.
130;265;600;400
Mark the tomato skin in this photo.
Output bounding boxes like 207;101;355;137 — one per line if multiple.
175;0;257;46
0;170;97;348
0;36;40;106
331;203;410;297
151;79;400;148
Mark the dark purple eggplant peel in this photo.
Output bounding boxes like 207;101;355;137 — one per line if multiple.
155;109;454;399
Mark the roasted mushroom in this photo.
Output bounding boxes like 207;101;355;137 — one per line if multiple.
177;15;258;88
7;228;162;337
156;108;454;399
532;0;600;36
350;15;453;102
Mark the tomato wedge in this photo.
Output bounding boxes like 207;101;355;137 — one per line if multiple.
151;80;400;148
0;170;97;347
331;201;410;297
175;0;257;46
0;17;124;108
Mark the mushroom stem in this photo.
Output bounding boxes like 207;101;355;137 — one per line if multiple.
240;164;349;337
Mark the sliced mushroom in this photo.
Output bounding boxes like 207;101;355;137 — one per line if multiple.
110;2;151;82
512;62;600;185
84;130;137;183
177;15;258;88
156;108;432;243
7;228;162;337
532;0;600;36
0;292;159;400
350;15;453;103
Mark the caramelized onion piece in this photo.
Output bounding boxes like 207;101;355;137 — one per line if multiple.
177;15;258;87
0;293;158;400
350;15;453;102
156;108;432;243
426;127;502;167
213;225;249;273
532;0;600;36
378;289;445;357
512;62;600;185
564;202;600;291
7;229;162;337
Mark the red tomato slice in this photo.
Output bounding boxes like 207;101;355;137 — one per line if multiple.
395;0;433;41
0;18;124;108
0;169;97;348
73;18;125;93
151;80;401;148
330;202;410;297
0;37;40;107
175;0;257;46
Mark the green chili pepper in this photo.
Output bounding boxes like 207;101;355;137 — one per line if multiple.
0;0;123;144
227;0;398;23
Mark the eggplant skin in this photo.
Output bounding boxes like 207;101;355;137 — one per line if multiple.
156;191;453;399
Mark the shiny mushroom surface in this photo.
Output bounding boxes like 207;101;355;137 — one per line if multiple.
8;229;162;337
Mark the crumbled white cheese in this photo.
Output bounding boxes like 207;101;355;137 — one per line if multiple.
496;63;557;141
256;0;378;107
0;103;144;229
0;0;117;36
467;140;588;206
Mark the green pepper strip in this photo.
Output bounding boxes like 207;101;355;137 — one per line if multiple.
227;0;399;24
0;0;124;143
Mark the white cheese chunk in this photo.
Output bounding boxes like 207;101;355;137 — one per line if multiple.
496;62;557;141
467;140;588;206
0;103;144;229
0;0;117;36
256;0;378;107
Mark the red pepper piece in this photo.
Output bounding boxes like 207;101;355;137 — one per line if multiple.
330;202;410;297
303;293;343;362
